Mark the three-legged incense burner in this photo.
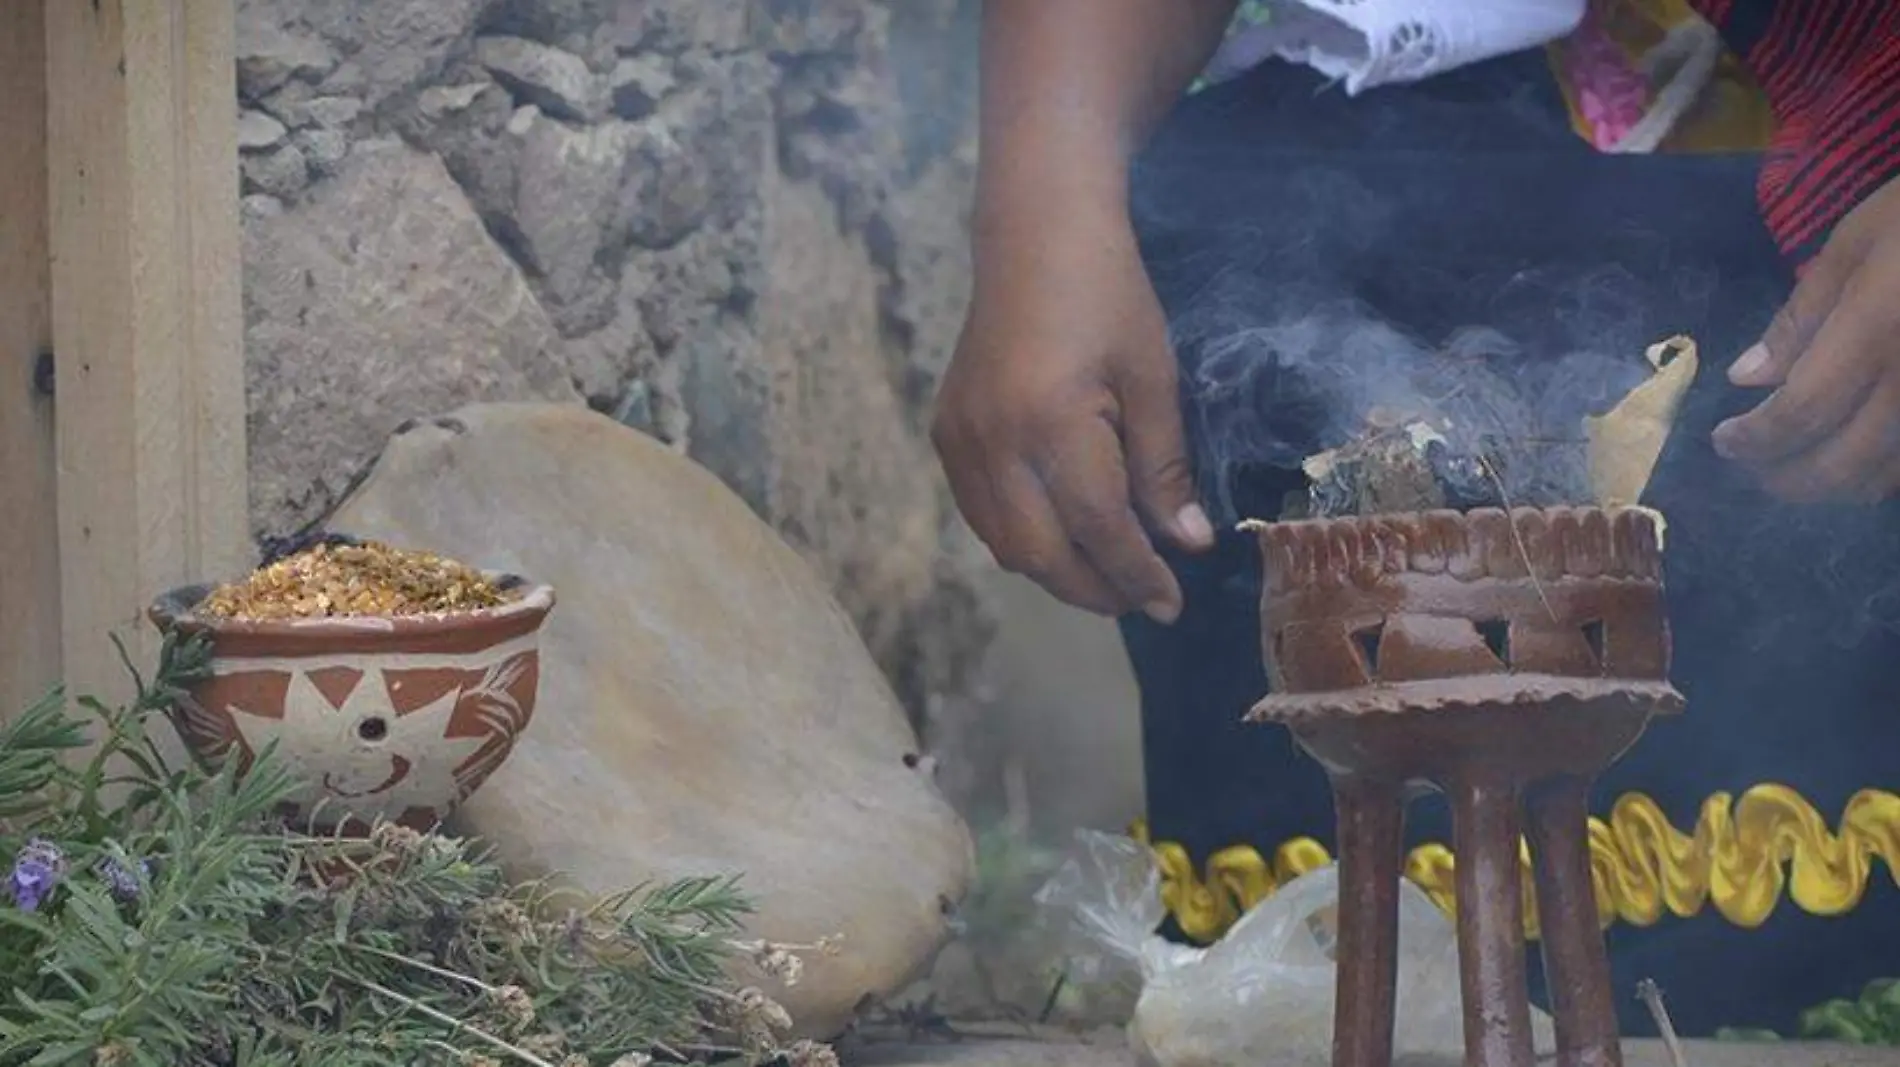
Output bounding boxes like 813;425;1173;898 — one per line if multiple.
1249;508;1683;1067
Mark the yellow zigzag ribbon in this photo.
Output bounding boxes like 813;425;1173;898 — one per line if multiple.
1137;785;1900;944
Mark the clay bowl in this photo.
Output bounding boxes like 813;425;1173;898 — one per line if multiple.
148;573;555;832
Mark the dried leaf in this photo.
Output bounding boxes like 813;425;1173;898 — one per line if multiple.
1583;335;1699;509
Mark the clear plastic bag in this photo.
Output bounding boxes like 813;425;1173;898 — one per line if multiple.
1034;830;1550;1067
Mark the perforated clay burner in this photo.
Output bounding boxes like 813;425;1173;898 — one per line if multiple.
1248;506;1683;1067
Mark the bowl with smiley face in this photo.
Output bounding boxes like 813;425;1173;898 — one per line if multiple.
147;536;555;832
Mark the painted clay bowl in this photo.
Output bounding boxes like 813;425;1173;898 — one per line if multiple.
148;574;555;831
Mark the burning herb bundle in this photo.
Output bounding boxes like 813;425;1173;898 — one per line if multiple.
0;635;830;1067
1291;411;1499;518
1288;335;1699;519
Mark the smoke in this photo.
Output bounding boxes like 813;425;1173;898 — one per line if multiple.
1169;265;1662;523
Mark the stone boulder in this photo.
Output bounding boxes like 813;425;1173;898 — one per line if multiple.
326;402;976;1038
243;139;581;541
475;36;606;123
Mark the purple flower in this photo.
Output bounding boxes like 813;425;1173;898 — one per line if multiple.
8;839;67;912
95;856;150;903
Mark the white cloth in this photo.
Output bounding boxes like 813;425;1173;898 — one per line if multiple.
1207;0;1589;94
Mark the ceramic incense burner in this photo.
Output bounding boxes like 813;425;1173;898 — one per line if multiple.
149;575;554;832
1248;506;1682;1067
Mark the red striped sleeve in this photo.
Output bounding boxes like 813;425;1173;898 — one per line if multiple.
1686;0;1900;264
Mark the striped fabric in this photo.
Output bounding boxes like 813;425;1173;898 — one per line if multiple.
1690;0;1900;261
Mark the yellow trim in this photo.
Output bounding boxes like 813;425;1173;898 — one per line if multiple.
1136;785;1900;944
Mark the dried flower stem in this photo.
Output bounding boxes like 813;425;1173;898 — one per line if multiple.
354;942;503;995
1637;979;1688;1067
347;973;560;1067
659;1040;749;1059
1479;454;1558;622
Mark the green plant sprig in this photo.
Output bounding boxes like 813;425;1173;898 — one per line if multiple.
0;631;819;1067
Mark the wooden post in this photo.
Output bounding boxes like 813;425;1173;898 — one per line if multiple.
40;0;250;709
0;0;60;719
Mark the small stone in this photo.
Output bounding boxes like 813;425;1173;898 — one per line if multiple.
608;55;675;119
484;0;623;47
612;0;750;55
562;276;665;411
316;59;368;99
417;82;495;119
235;21;336;100
241;194;286;221
241;142;310;200
613;379;656;435
620;125;714;250
237;110;289;152
295;128;351;177
300;95;365;130
257;80;316;126
475;36;604;124
509;111;639;305
399;87;521;224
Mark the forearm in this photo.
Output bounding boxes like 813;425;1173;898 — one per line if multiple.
1689;0;1900;262
973;0;1238;238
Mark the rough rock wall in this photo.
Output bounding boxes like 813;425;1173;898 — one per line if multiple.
236;0;990;718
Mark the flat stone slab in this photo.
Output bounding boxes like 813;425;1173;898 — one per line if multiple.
845;1029;1128;1067
328;403;974;1038
843;1026;1900;1067
1620;1044;1900;1067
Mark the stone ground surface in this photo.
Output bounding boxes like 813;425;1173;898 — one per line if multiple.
843;1025;1900;1067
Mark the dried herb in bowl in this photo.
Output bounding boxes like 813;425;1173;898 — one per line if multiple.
198;539;513;620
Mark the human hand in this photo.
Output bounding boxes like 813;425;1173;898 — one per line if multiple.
931;206;1215;622
1714;174;1900;502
